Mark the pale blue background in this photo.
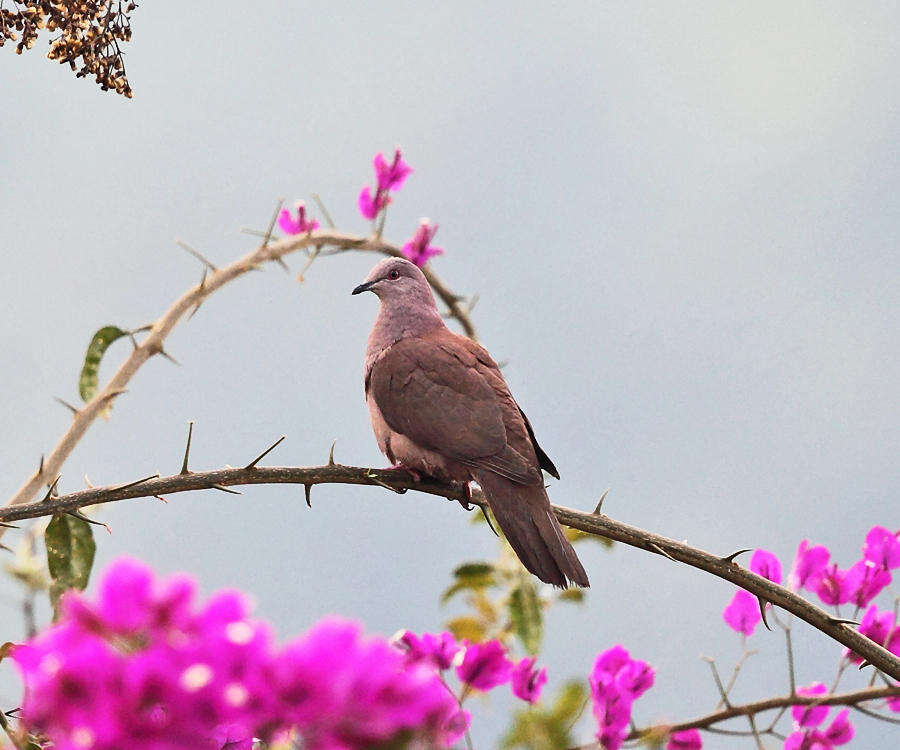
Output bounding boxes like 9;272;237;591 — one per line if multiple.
1;2;897;746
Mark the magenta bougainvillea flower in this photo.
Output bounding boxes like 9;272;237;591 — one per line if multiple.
14;558;466;750
455;639;513;691
667;728;702;749
749;549;782;584
393;629;460;671
812;563;852;606
277;201;319;235
784;708;854;749
788;540;830;591
791;682;830;727
843;558;892;608
844;604;896;664
401;219;444;267
510;656;547;704
589;645;655;750
358;148;412;220
722;589;761;636
862;526;900;570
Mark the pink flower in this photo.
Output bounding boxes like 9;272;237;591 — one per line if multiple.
822;710;854;744
589;646;655;750
357;148;412;220
812;564;852;606
374;149;412;192
862;526;900;570
789;541;829;591
785;710;854;750
455;640;513;691
843;559;892;608
401;219;444;267
722;590;760;636
510;656;547;703
278;201;319;235
791;683;829;727
843;605;895;663
750;549;782;584
667;728;702;749
393;630;460;671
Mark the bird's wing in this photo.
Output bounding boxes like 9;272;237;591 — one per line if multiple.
368;332;540;484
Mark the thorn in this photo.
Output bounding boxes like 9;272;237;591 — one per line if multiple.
829;617;861;627
327;440;337;466
54;396;80;415
99;388;128;404
128;324;153;349
188;267;208;320
210;484;242;495
157;348;180;366
180;421;194;474
38;454;44;475
4;707;21;717
41;475;61;503
0;543;12;553
66;510;111;534
245;435;286;469
757;595;772;630
858;660;871;671
593;488;610;515
176;239;218;271
112;474;159;492
263;198;283;247
721;548;752;564
647;542;677;561
311;193;335;229
304;483;312;507
466;293;480;313
365;471;407;494
154;495;168;504
0;522;19;529
84;474;94;488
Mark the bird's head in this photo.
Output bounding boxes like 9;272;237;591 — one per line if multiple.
352;257;435;307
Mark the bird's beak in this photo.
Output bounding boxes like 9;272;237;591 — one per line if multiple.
351;281;375;295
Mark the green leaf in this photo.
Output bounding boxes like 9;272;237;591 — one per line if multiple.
509;580;543;655
550;680;588;723
446;615;486;643
557;588;585;604
441;561;497;603
45;513;96;614
564;525;614;548
78;325;127;402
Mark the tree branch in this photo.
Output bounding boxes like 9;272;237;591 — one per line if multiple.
2;461;899;680
3;228;476;517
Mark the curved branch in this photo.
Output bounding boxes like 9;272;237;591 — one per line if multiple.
2;462;898;680
4;228;476;515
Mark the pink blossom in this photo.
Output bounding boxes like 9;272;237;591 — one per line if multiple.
374;149;412;192
889;693;900;713
722;589;760;636
510;656;547;703
812;564;852;607
791;683;829;727
455;640;513;691
863;526;900;570
358;185;389;220
785;710;854;750
789;541;830;591
589;646;655;750
843;605;895;664
843;559;892;608
393;630;459;671
401;219;444;267
278;201;319;235
749;549;782;584
667;728;702;749
822;710;854;744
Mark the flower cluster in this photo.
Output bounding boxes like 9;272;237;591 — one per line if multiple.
358;149;412;220
393;629;547;704
277;201;319;235
14;558;466;750
785;686;854;750
401;219;444;267
722;526;900;650
589;645;656;750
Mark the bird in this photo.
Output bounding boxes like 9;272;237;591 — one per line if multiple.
352;256;589;588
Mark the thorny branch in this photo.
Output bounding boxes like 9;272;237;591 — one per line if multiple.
3;227;477;522
1;456;899;680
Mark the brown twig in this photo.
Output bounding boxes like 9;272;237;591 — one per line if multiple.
1;461;899;679
2;228;476;522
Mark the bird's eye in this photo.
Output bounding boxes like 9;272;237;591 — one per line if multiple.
388;269;400;280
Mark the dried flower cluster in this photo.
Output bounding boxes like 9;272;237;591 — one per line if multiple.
0;1;138;97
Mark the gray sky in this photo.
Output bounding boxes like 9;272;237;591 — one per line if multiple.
1;2;898;746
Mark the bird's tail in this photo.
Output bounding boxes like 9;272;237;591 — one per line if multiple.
473;470;589;588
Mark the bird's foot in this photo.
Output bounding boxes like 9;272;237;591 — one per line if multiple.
384;463;422;482
456;482;475;511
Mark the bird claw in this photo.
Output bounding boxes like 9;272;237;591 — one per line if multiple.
386;463;422;482
456;482;475;511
